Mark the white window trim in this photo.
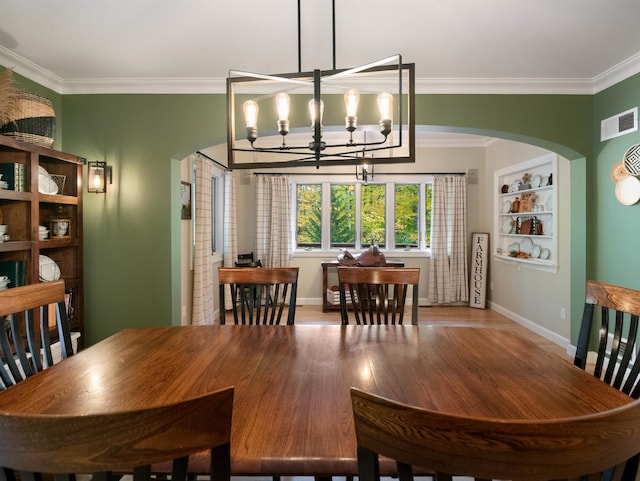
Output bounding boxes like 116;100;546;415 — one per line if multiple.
290;174;433;257
210;165;225;263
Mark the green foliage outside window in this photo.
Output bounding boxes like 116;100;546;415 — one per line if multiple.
395;184;419;246
296;184;322;246
361;184;386;247
294;179;432;250
331;184;355;246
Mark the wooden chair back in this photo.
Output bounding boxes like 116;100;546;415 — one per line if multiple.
219;267;299;325
337;267;420;325
0;387;234;481
0;279;74;389
574;280;640;398
351;387;640;481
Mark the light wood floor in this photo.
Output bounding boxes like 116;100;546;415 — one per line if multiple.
294;304;571;361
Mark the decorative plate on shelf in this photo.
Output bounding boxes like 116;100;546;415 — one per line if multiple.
539;248;550;260
615;175;640;206
501;218;513;234
38;172;58;194
623;144;640;175
502;200;511;214
611;161;630;182
520;237;533;255
507;242;520;253
531;244;541;258
39;254;61;281
545;194;553;211
531;175;541;188
540;175;549;187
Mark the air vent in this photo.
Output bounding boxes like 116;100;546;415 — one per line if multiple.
601;107;638;141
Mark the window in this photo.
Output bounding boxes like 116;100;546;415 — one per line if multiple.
361;184;386;247
296;184;322;248
211;176;218;253
394;184;419;248
292;175;433;252
209;167;225;259
330;184;355;247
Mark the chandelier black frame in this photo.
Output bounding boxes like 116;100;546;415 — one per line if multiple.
227;55;415;169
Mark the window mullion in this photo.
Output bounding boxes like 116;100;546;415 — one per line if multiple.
419;182;425;250
321;182;331;251
386;183;395;250
355;183;361;249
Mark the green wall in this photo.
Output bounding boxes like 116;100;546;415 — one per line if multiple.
60;94;227;343
415;94;592;160
9;63;638;346
592;75;640;289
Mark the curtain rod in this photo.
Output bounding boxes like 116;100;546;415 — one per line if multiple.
254;171;466;176
196;151;228;170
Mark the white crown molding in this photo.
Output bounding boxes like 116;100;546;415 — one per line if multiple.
59;78;228;95
415;134;497;148
0;46;64;93
593;51;640;93
414;77;594;95
2;43;640;96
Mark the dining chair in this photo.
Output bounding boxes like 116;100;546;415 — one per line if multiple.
337;267;420;325
0;279;74;390
574;280;640;398
572;280;640;481
351;387;640;481
219;267;299;325
0;387;234;481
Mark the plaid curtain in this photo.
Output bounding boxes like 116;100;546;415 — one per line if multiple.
222;171;238;312
191;154;214;325
428;175;469;304
255;175;291;267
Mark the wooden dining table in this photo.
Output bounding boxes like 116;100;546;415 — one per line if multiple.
0;325;633;476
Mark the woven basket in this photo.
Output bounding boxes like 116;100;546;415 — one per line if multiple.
0;92;55;148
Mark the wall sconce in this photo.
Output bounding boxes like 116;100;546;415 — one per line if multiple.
87;161;112;193
356;162;374;185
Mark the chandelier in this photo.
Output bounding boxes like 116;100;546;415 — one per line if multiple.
227;3;415;170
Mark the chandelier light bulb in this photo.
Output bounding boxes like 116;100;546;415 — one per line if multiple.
377;92;393;137
275;93;291;137
276;93;291;121
344;89;359;117
344;89;359;132
242;100;259;143
308;98;325;126
243;100;259;129
377;92;393;121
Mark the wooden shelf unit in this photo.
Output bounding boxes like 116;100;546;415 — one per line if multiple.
493;153;557;272
0;135;84;343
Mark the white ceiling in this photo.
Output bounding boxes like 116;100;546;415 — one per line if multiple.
2;0;640;95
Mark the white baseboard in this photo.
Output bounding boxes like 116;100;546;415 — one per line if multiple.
489;301;574;357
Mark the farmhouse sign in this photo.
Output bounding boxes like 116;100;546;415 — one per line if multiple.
470;232;489;309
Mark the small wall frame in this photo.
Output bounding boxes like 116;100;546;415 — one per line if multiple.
181;181;192;220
